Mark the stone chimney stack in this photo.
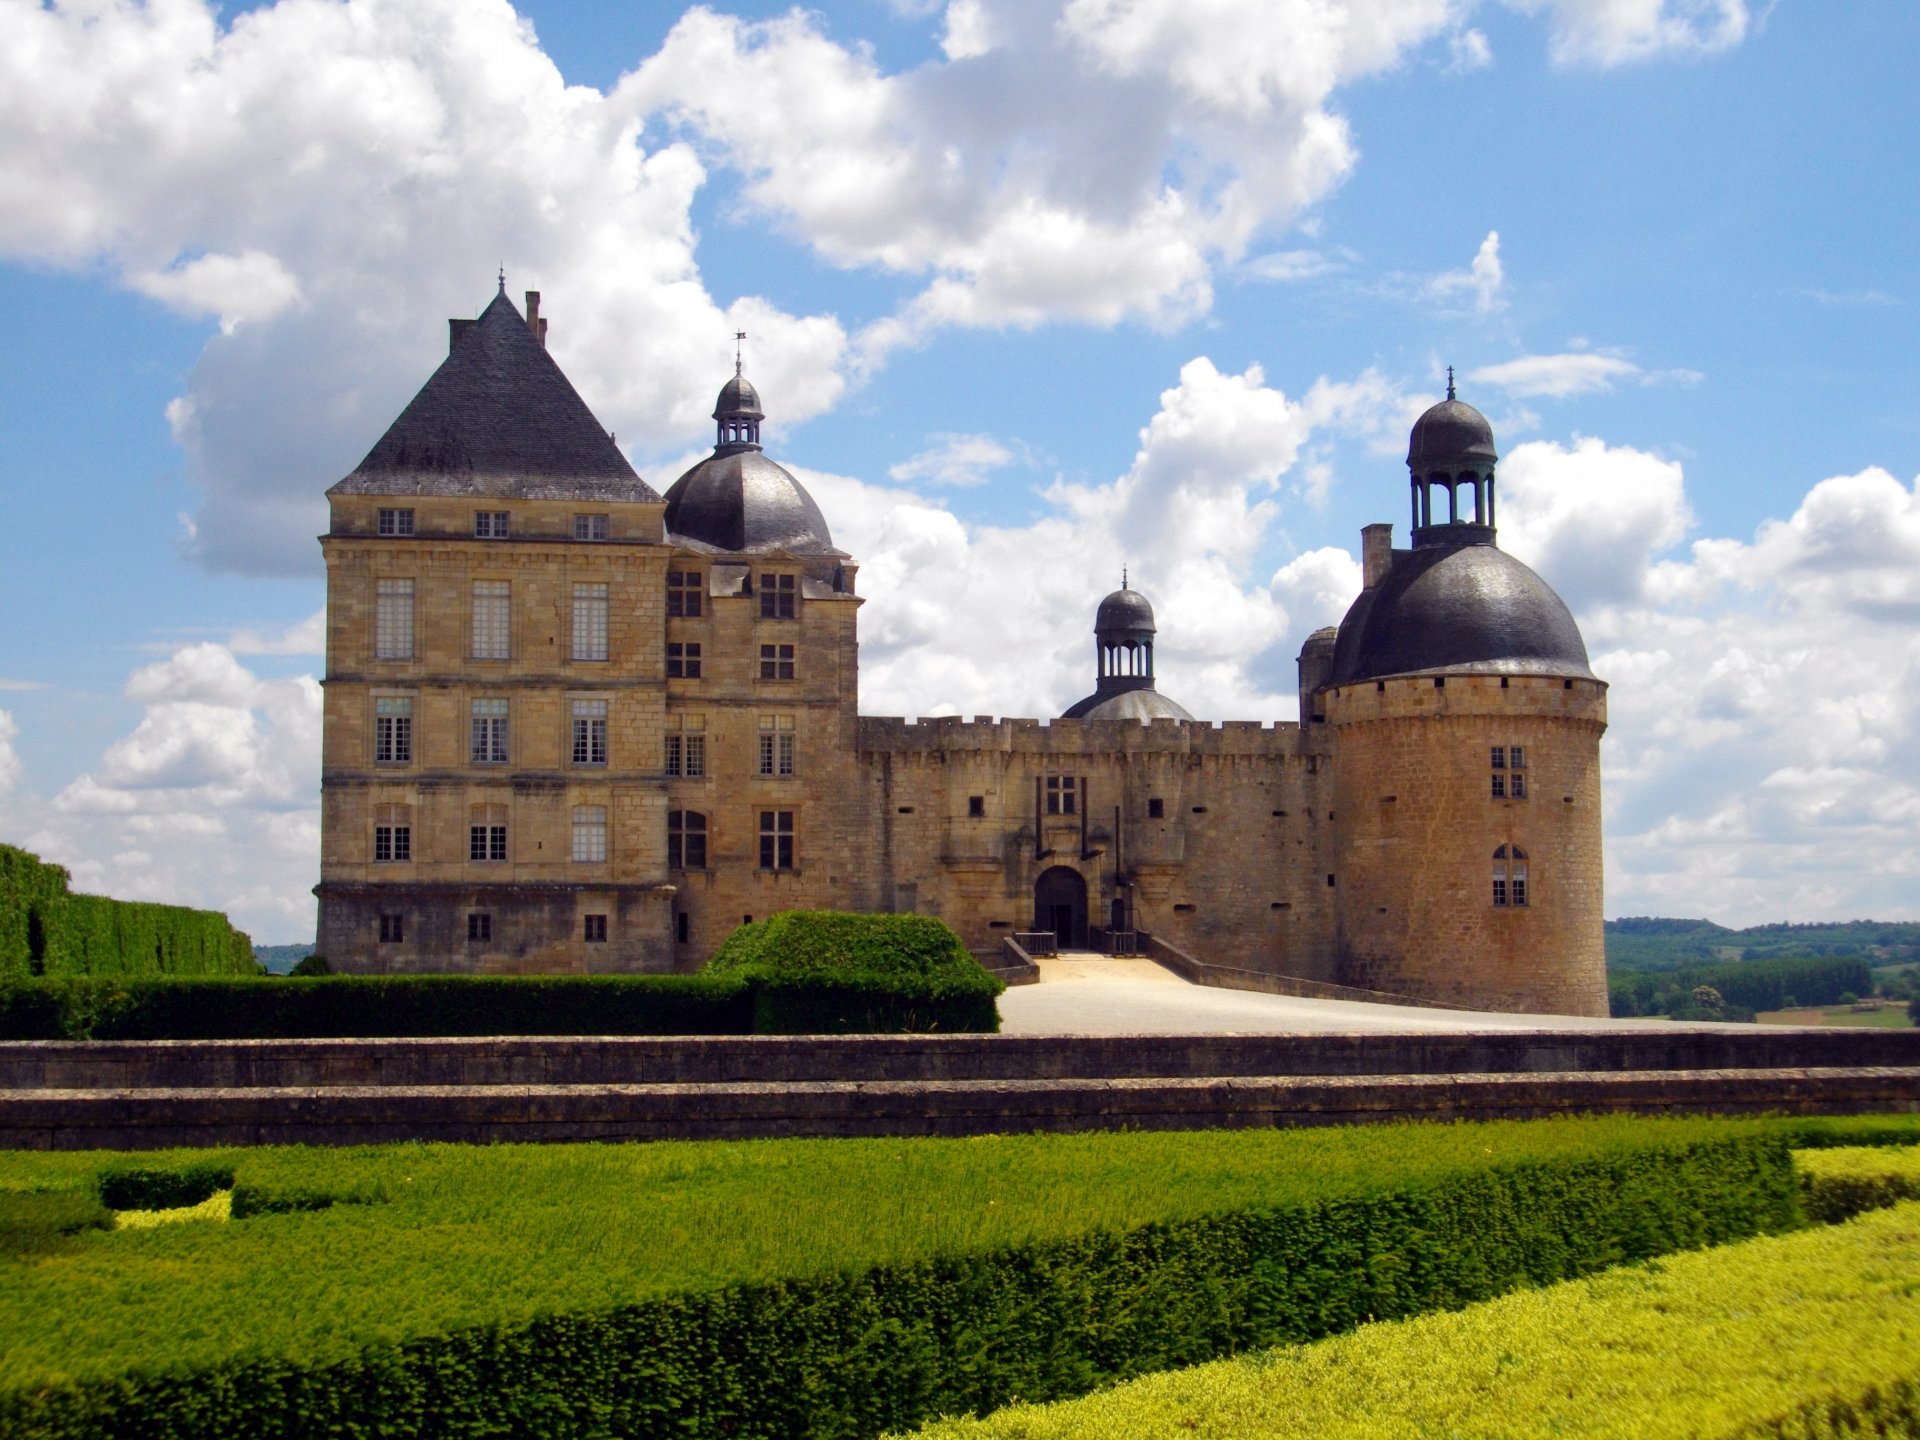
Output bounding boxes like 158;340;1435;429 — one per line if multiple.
1361;523;1394;589
448;318;474;354
525;291;547;347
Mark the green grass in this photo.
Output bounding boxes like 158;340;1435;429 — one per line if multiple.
0;1114;1887;1394
1757;1002;1914;1028
901;1199;1920;1440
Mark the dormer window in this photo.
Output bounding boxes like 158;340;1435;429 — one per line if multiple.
759;573;797;619
378;508;414;536
474;511;510;538
573;513;609;541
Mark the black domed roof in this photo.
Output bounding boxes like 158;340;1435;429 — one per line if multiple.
1329;543;1592;685
1095;587;1156;634
1408;396;1497;470
713;373;763;421
1063;687;1195;722
664;449;837;555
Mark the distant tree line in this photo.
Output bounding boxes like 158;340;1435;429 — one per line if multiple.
1609;954;1874;1021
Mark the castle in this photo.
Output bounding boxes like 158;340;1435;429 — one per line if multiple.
315;287;1608;1016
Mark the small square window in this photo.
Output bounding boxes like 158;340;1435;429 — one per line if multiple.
584;914;608;943
667;570;704;618
758;573;797;619
1147;798;1165;819
474;511;510;538
759;643;795;681
1045;776;1078;815
668;642;702;679
467;912;492;942
573;513;609;541
378;913;404;944
968;795;985;818
377;508;414;536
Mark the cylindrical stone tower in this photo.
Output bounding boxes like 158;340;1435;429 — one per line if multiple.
1318;384;1608;1016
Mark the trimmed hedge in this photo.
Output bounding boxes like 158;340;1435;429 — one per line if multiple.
0;1190;111;1259
0;1123;1800;1438
904;1198;1920;1440
709;910;1004;1033
0;844;254;980
1797;1144;1920;1225
0;972;758;1039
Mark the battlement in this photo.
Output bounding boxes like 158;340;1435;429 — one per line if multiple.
857;713;1305;757
1323;671;1608;726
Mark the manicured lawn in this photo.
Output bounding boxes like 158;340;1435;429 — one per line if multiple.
1756;1001;1913;1028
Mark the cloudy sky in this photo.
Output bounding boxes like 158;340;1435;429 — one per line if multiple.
1;0;1916;943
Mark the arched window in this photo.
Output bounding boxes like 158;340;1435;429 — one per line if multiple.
1493;845;1529;907
668;810;707;870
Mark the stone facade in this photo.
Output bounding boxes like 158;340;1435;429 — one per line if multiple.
316;294;1610;1016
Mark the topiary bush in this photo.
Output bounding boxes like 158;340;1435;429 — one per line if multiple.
705;911;1003;1033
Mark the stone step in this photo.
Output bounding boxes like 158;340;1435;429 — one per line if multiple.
5;1066;1917;1150
7;1029;1920;1092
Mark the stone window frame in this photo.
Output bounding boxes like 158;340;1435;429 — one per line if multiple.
373;694;414;766
667;569;704;618
469;804;509;864
667;809;708;870
758;572;797;619
667;641;702;679
1491;745;1528;800
377;507;414;536
757;714;796;777
470;698;510;765
471;580;511;660
474;510;511;539
583;914;609;943
573;513;610;541
372;803;412;864
378;913;405;944
570;697;609;767
571;582;610;662
374;578;415;660
1045;775;1078;816
758;642;795;681
1493;844;1530;907
758;808;796;871
467;912;492;943
571;804;609;864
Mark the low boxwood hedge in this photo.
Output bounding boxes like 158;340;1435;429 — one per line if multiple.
0;1120;1802;1438
904;1197;1920;1440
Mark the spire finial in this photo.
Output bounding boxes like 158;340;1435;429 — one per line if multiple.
734;330;747;375
1122;564;1129;590
498;266;506;294
1446;365;1456;401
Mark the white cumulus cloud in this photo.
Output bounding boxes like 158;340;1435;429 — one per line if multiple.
1511;0;1750;68
889;434;1023;488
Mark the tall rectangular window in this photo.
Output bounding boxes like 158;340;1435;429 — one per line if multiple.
474;511;510;538
757;715;796;777
572;582;609;660
667;570;703;617
378;913;404;944
572;805;608;863
1045;775;1078;815
375;578;414;659
758;572;796;619
573;513;609;541
668;810;706;870
372;804;411;863
758;643;794;680
374;697;412;764
667;642;702;678
759;809;795;870
469;805;508;863
666;714;704;778
471;580;510;659
571;699;607;766
1492;745;1527;800
470;698;509;764
377;508;414;536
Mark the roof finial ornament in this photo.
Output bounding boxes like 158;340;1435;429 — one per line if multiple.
734;330;747;375
1122;564;1129;590
498;266;506;294
1446;365;1456;401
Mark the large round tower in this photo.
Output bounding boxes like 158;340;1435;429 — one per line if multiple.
1320;379;1608;1016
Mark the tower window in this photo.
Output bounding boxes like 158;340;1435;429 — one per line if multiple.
374;578;414;660
571;699;608;766
467;913;492;942
676;911;690;945
758;573;797;619
667;810;707;870
470;698;509;765
372;804;411;863
583;914;608;943
759;643;795;681
471;580;511;660
571;583;609;661
1148;798;1164;819
667;570;704;618
1492;745;1527;799
667;642;702;679
573;513;609;541
377;508;414;536
572;805;608;863
474;511;510;538
968;795;985;817
1493;845;1530;907
378;913;404;944
373;696;412;764
757;714;796;776
1045;775;1078;815
469;805;508;863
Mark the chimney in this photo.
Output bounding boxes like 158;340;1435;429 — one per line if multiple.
1361;523;1394;589
525;291;547;347
448;318;475;354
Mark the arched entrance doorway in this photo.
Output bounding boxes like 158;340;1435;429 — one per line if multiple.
1034;866;1088;950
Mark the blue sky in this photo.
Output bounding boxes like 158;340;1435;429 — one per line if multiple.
1;0;1916;942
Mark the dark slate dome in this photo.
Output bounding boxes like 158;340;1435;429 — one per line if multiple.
1065;688;1195;722
1095;587;1156;635
1408;396;1497;470
1329;543;1593;686
713;373;763;421
664;449;837;555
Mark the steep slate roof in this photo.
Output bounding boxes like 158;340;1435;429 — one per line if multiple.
330;291;660;502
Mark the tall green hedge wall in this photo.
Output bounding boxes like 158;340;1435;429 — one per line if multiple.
0;845;254;980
